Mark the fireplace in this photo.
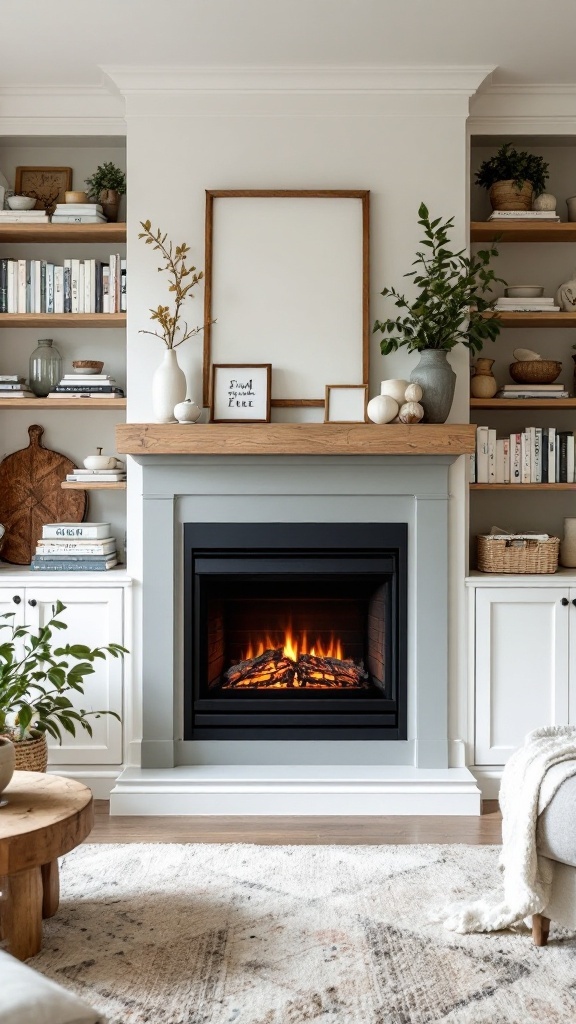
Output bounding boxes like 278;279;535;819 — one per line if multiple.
184;523;407;740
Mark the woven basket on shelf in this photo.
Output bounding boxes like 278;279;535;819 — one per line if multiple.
10;732;48;772
489;179;533;210
477;535;560;574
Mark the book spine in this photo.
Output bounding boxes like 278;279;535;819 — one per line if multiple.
549;428;556;483
502;438;510;484
78;261;85;314
42;525;111;539
37;544;116;555
559;432;569;483
534;427;542;484
469;453;476;483
17;259;27;313
568;434;575;483
495;438;505;483
32;260;40;313
84;259;91;315
31;561;116;571
53;385;123;393
102;266;110;313
25;259;31;313
476;426;489;483
120;258;127;312
33;553;114;561
71;258;80;313
542;427;549;483
7;261;16;312
63;263;72;313
109;254;116;313
46;263;54;314
488;428;496;483
521;431;531;483
54;266;64;314
94;260;103;313
0;259;7;313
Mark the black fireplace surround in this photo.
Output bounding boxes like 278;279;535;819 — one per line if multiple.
183;523;408;740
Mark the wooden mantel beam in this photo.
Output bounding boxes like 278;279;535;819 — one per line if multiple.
116;422;475;457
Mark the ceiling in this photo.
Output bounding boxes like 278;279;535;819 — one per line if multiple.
2;0;576;89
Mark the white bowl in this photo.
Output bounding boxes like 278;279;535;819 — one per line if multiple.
7;195;36;211
505;285;544;298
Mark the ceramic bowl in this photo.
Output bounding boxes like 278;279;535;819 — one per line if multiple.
72;360;104;375
505;285;545;298
7;195;36;210
509;360;562;384
64;190;88;204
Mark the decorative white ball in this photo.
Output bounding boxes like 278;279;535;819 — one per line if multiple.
404;382;423;403
399;401;424;424
533;193;556;212
380;379;409;405
174;399;202;423
367;395;399;424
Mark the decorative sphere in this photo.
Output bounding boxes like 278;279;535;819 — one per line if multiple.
404;382;423;403
380;379;409;405
399;401;424;424
533;193;557;212
367;395;399;424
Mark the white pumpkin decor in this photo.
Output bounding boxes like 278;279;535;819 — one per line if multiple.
367;394;399;424
399;401;424;424
380;379;409;405
404;382;423;403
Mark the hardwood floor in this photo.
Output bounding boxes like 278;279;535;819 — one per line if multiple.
89;800;502;845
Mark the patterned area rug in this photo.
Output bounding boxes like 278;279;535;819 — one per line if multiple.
31;843;576;1024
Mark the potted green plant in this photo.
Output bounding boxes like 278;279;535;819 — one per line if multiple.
475;142;549;211
0;600;127;771
138;219;207;422
373;203;504;422
84;161;126;222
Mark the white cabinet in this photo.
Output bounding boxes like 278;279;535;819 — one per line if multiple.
0;581;126;765
472;582;576;765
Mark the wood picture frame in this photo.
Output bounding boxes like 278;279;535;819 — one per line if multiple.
324;384;368;423
210;363;272;423
15;166;73;215
203;189;370;408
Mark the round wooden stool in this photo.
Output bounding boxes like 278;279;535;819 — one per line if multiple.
0;771;93;960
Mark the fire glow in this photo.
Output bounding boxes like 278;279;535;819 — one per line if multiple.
242;624;344;664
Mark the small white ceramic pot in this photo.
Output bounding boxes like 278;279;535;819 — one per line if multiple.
84;454;123;470
367;395;399;424
380;379;409;405
0;736;15;798
174;399;202;424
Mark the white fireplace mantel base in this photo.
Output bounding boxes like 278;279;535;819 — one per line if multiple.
110;765;481;816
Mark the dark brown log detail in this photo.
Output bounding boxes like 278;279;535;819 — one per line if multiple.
222;650;370;689
297;654;370;689
223;649;296;688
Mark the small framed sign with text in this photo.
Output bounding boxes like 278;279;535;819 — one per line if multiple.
211;364;272;422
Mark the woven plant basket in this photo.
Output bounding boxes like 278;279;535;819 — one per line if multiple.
11;732;48;772
477;535;560;574
489;179;533;211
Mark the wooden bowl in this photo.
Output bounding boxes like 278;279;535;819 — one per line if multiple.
72;360;104;374
509;360;562;384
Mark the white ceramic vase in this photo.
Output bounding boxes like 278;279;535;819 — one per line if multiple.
560;518;576;567
152;349;187;423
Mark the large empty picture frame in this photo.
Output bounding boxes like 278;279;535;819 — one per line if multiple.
203;190;370;407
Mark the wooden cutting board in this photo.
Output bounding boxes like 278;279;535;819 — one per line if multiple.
0;425;87;565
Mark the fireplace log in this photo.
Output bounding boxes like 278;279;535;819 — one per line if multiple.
297;654;370;689
223;649;296;688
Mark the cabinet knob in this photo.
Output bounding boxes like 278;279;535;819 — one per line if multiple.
562;597;570;606
572;599;576;607
12;595;21;605
28;599;37;608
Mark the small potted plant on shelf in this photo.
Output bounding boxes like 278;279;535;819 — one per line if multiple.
373;203;505;423
84;161;126;222
0;600;127;771
475;142;549;211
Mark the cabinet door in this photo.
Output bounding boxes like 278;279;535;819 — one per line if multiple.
475;587;569;765
27;588;124;765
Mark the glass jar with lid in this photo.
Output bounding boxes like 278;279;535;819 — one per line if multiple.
29;338;62;397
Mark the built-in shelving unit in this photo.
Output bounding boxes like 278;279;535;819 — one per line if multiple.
480;311;576;328
0;313;126;328
471;221;576;243
61;482;127;490
0;398;126;409
471;483;576;491
470;398;576;410
0;223;127;244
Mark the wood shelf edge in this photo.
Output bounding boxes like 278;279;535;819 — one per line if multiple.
61;482;126;490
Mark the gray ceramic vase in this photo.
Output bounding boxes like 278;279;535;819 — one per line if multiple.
409;349;456;423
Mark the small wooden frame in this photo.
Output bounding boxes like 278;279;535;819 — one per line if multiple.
203;189;370;408
15;166;73;215
324;384;368;423
210;363;272;423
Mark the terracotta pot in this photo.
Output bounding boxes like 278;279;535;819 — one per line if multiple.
99;188;121;222
470;358;498;399
489;180;533;211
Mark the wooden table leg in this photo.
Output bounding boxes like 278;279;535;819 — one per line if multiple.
3;866;43;960
41;860;59;918
532;913;551;946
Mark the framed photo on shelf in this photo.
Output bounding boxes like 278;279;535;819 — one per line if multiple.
210;364;272;423
15;166;73;214
203;189;370;408
324;384;368;423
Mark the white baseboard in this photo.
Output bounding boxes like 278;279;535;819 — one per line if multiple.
471;766;502;800
110;765;482;816
47;767;122;800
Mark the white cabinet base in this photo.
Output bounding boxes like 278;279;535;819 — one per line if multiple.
47;767;123;800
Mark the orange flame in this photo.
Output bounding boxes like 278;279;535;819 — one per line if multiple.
241;622;344;662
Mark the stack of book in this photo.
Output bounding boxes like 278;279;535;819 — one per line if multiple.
51;203;106;225
65;463;126;485
0;208;49;225
496;383;570;400
0;255;126;313
487;210;560;223
31;523;118;572
492;296;560;313
472;425;576;484
48;373;125;399
0;374;35;398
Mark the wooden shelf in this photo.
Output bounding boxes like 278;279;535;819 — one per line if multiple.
61;482;126;490
0;398;126;409
116;422;476;457
0;223;126;243
470;398;576;410
471;483;576;491
0;313;126;328
480;311;576;328
471;221;576;243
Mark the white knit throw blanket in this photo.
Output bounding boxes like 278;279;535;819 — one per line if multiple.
438;725;576;933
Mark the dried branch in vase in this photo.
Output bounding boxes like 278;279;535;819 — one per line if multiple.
138;219;211;349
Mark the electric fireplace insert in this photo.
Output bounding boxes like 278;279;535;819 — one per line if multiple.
183;523;407;740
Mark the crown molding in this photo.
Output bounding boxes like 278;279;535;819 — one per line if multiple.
0;83;125;135
0;117;126;137
101;64;495;96
480;83;576;96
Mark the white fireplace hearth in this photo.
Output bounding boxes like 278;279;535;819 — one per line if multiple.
111;424;480;815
